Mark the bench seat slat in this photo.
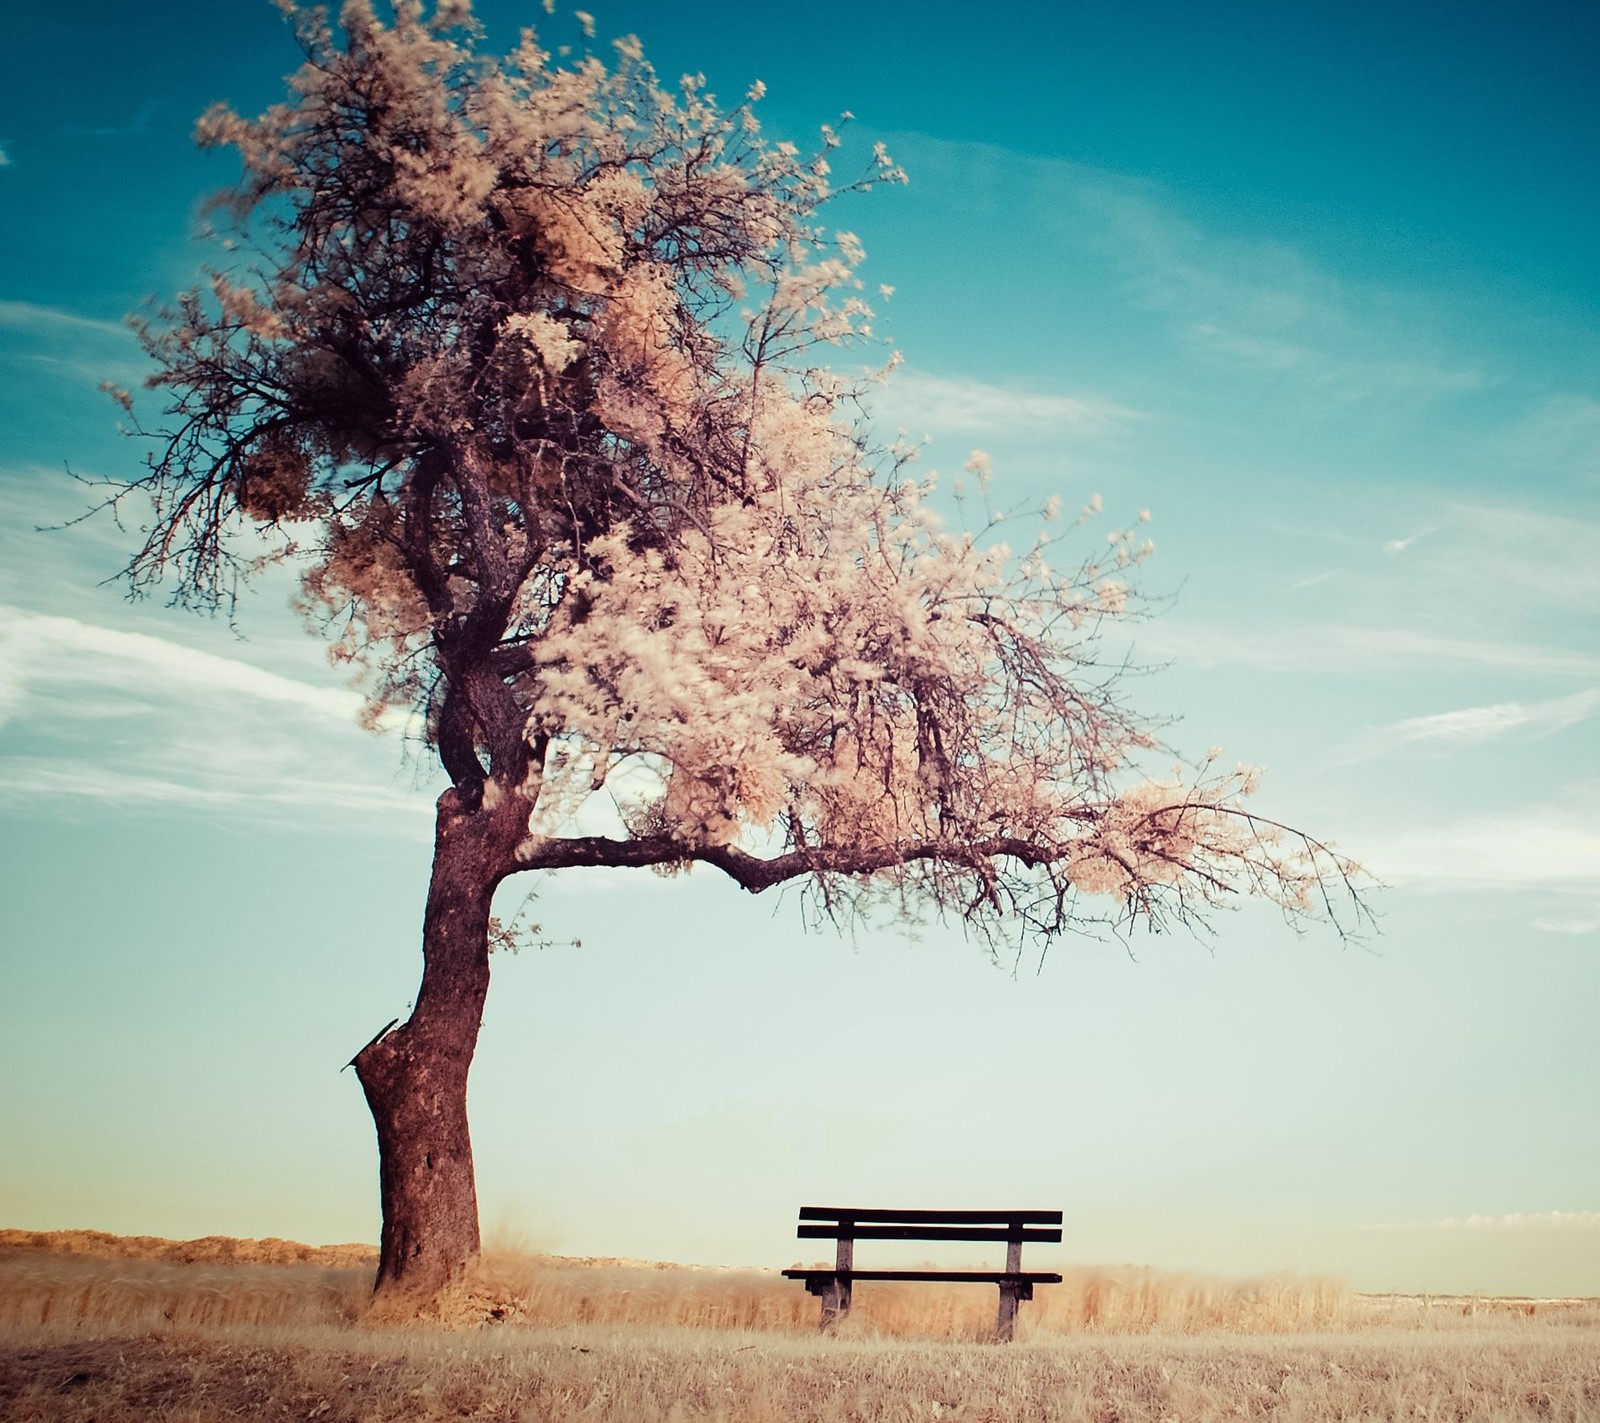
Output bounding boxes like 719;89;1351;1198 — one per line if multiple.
798;1224;1062;1243
782;1269;1064;1284
800;1207;1062;1226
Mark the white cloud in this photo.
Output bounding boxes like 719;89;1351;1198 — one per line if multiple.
1500;393;1600;483
0;300;144;391
1140;620;1600;678
63;100;159;142
1182;323;1307;372
1381;526;1436;554
1289;571;1335;590
0;605;382;729
1353;688;1600;756
875;369;1140;437
1437;1212;1600;1230
0;604;431;829
1531;915;1598;935
1057;163;1488;407
1364;1211;1600;1231
0;145;10;168
0;301;129;340
1434;503;1600;611
1258;500;1600;635
1362;805;1600;891
0;757;428;820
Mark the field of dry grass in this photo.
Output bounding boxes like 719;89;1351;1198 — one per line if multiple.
2;1231;1596;1421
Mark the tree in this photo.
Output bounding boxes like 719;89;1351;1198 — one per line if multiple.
106;0;1364;1317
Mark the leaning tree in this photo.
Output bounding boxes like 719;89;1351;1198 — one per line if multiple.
108;0;1363;1316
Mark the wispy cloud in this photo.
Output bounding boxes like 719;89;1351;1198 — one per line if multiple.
1140;620;1600;678
1345;688;1600;760
62;100;160;141
1368;1211;1600;1231
1381;527;1435;554
1253;500;1600;661
0;300;143;391
0;604;430;829
1182;323;1306;372
1499;393;1600;483
1180;319;1485;401
1057;164;1489;408
1442;1212;1600;1229
0;301;129;341
0;606;379;730
1434;503;1600;611
1361;804;1600;891
0;757;429;820
1531;915;1598;935
0;145;11;168
875;369;1140;438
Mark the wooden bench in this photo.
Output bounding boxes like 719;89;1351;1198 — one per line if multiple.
781;1206;1063;1341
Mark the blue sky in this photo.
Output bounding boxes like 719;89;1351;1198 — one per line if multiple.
1;0;1597;1296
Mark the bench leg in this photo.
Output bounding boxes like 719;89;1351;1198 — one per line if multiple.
809;1276;852;1331
996;1283;1021;1342
821;1276;852;1330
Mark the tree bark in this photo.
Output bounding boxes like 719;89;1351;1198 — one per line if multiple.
352;786;516;1314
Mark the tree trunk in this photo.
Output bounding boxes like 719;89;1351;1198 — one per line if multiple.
352;786;515;1315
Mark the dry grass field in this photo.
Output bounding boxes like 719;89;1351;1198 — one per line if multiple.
2;1231;1597;1421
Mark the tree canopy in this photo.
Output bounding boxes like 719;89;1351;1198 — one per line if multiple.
118;0;1358;943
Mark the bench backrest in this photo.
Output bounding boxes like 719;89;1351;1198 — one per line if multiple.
797;1207;1063;1272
